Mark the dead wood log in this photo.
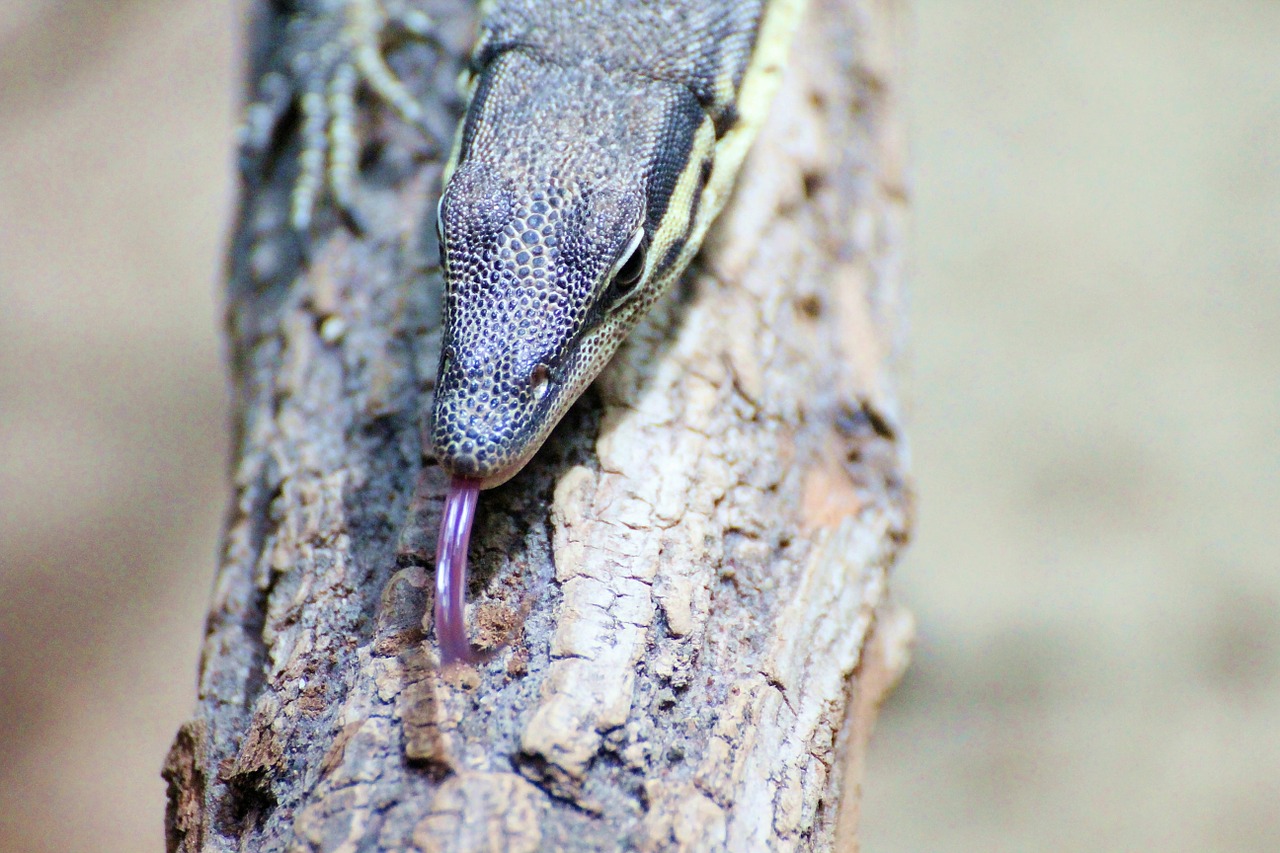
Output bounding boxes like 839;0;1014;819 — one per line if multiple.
164;0;913;849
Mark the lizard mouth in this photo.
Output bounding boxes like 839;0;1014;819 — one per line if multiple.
436;440;546;490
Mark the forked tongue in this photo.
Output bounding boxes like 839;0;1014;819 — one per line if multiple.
433;476;494;666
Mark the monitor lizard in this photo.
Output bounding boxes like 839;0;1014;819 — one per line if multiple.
247;0;805;664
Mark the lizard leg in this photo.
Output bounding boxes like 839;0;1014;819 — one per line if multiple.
245;0;438;233
323;0;439;231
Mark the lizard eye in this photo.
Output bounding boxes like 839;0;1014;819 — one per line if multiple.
604;227;647;308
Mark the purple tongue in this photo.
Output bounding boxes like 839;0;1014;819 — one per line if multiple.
434;476;483;666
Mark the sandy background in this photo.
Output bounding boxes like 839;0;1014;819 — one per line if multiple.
1;1;1276;850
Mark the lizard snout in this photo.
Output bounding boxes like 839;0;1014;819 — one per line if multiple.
429;355;560;488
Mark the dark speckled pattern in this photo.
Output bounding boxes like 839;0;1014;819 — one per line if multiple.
431;0;767;485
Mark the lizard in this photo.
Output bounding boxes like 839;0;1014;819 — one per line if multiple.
246;0;806;665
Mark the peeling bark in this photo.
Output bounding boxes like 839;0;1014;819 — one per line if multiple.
165;0;913;849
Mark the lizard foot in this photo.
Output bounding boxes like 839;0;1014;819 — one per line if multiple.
240;0;442;233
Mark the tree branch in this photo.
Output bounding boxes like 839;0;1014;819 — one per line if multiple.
165;0;913;849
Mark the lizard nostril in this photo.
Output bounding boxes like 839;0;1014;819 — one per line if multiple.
530;364;551;401
439;346;457;379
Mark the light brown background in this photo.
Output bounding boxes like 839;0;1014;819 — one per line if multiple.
1;1;1276;851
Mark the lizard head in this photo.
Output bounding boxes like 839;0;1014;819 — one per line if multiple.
430;57;712;488
430;160;651;487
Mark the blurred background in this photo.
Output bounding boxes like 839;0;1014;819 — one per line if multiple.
0;0;1275;850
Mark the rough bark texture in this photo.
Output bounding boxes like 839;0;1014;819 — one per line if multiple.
164;0;913;850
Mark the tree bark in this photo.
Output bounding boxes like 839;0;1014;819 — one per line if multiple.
165;0;914;850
